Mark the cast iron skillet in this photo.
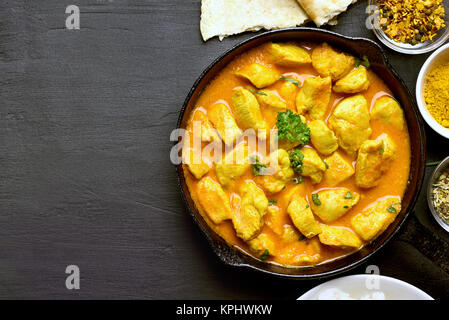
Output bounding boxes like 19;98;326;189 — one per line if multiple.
175;28;426;279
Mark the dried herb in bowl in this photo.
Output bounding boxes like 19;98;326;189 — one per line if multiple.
432;168;449;223
377;0;446;45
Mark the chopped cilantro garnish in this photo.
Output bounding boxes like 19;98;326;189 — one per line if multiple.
260;249;270;261
355;55;370;68
298;235;306;241
379;142;385;155
312;193;321;206
276;110;310;146
280;76;300;87
289;149;304;173
268;200;277;205
345;192;353;199
249;88;267;96
387;203;398;214
251;156;267;176
293;177;304;184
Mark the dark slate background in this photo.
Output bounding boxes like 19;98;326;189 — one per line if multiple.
0;0;448;299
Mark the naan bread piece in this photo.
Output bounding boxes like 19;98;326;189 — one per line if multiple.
200;0;309;41
296;0;358;27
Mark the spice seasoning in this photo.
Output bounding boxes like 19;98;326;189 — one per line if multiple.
424;62;449;128
432;169;449;222
376;0;446;45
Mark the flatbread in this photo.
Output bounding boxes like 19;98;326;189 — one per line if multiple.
200;0;309;41
296;0;357;26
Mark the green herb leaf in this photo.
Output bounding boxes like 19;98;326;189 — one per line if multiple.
387;203;398;214
305;204;310;209
355;55;370;68
324;160;329;169
292;176;304;184
276;110;310;146
298;235;306;241
426;161;441;167
312;193;321;206
268;200;277;205
343;205;349;209
345;192;353;199
260;249;270;261
280;76;300;87
361;55;370;68
379;142;385;155
249;88;267;96
251;156;267;176
289;149;305;173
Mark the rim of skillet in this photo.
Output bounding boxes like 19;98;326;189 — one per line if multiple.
174;27;427;279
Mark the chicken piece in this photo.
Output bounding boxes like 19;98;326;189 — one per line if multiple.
280;81;298;110
208;103;242;146
182;141;211;179
183;111;217;179
186;162;210;179
232;88;268;139
268;42;311;67
328;95;372;156
281;224;302;243
287;195;321;238
324;152;355;186
232;181;268;241
197;177;232;224
280;182;307;202
300;147;326;184
191;110;221;143
265;206;284;235
371;96;406;130
355;134;397;188
215;143;250;187
279;242;321;265
235;63;280;88
309;120;338;155
310;188;360;223
248;233;275;257
311;43;355;81
351;198;401;241
260;149;294;193
296;76;332;120
293;253;320;264
318;225;362;249
255;90;286;111
333;66;370;93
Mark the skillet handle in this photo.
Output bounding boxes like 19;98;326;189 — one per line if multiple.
398;214;449;274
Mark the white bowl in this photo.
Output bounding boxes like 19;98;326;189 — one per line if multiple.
298;275;433;300
416;43;449;139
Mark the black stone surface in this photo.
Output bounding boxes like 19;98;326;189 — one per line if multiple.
0;0;448;299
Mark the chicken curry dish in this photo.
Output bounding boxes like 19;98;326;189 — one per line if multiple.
182;42;410;267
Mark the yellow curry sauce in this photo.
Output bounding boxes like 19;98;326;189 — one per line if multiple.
182;42;411;267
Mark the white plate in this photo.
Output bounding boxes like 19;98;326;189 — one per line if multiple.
298;275;433;300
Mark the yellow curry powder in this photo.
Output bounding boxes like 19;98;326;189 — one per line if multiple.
424;62;449;128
